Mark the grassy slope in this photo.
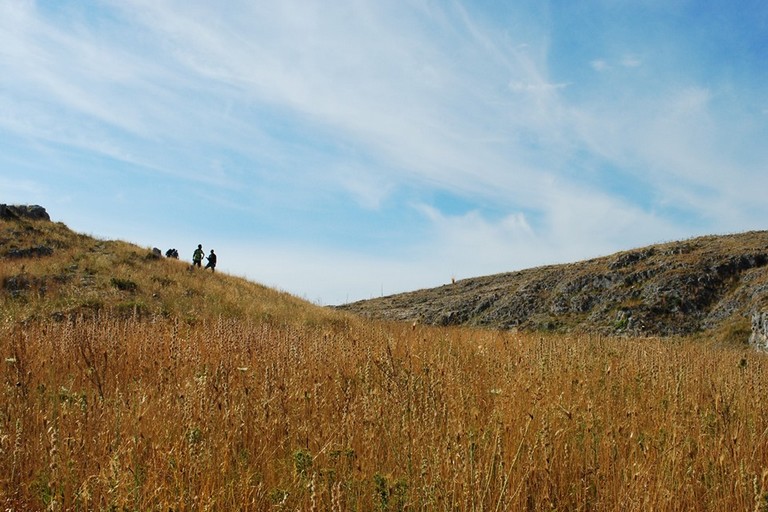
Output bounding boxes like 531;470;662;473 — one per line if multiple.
0;218;337;327
2;217;768;510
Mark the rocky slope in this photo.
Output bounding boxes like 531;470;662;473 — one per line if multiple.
338;231;768;342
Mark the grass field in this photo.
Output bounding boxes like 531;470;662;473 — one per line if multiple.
2;316;768;510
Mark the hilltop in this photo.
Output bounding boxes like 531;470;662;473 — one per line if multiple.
0;205;335;326
339;231;768;343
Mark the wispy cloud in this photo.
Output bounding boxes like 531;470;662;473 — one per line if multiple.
590;55;642;72
620;55;642;68
0;176;45;200
509;81;570;92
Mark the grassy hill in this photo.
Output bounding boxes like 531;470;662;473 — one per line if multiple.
338;231;768;344
0;215;335;327
2;210;768;510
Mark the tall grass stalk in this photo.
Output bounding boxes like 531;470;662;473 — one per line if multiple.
1;317;767;510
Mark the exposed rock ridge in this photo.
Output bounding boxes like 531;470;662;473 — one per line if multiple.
338;231;768;341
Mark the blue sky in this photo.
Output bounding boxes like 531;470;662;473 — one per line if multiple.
2;0;767;305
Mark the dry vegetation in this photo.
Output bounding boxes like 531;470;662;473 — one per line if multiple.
2;317;768;510
3;217;768;510
0;219;329;326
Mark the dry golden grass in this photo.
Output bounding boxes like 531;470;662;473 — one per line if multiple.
2;315;768;511
0;218;334;327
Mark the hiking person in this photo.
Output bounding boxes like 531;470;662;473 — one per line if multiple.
205;249;217;272
192;244;204;268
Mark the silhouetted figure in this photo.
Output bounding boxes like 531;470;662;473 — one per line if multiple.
205;249;217;272
165;248;179;259
192;244;204;268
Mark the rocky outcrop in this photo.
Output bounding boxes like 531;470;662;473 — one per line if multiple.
0;204;50;221
750;312;768;350
1;205;56;260
338;231;768;341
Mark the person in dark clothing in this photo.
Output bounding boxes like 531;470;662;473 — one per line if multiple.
192;244;204;268
205;249;217;272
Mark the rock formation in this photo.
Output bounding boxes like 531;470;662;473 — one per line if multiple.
0;204;50;221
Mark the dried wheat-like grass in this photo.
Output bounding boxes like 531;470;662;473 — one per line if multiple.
1;316;767;510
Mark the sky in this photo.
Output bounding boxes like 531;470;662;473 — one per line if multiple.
2;0;767;305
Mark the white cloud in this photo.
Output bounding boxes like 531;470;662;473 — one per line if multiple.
590;56;642;71
0;177;45;202
94;1;563;198
2;1;567;213
335;167;395;210
672;86;712;113
620;55;642;68
217;241;429;305
509;81;569;92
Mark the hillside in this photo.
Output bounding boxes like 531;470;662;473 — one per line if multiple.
0;206;334;326
338;231;768;342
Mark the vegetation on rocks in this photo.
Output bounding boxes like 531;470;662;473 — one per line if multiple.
338;231;768;343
